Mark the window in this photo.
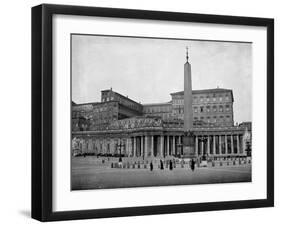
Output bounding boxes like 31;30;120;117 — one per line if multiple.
219;96;222;101
200;96;203;102
207;107;210;112
226;95;230;101
219;106;223;112
194;117;198;121
193;97;197;102
213;116;217;123
194;107;198;113
226;105;230;111
206;96;210;102
200;106;204;112
207;117;210;123
226;115;230;122
213;106;217;112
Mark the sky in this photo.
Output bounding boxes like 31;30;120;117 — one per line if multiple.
72;34;252;124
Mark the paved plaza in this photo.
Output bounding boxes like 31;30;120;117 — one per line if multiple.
71;156;251;190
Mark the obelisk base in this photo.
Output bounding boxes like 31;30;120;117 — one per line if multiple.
182;146;195;158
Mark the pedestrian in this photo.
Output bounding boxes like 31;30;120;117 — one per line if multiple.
169;160;173;170
150;161;153;171
180;159;184;168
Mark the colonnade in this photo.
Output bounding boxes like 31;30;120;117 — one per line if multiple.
129;135;177;158
195;134;244;156
73;133;245;157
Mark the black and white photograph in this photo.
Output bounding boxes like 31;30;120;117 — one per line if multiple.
30;2;274;222
71;34;252;190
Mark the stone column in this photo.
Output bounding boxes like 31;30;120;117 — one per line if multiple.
122;139;125;155
225;135;228;154
240;135;243;154
145;135;148;158
195;136;198;156
201;137;204;156
130;137;133;157
172;136;176;155
104;140;107;155
130;138;133;156
219;135;222;155
81;139;86;153
102;139;105;154
231;135;234;155
167;136;170;156
86;139;90;152
119;138;123;155
99;140;102;154
88;139;93;153
126;138;130;157
151;135;154;157
207;136;210;155
133;137;136;157
160;135;164;157
141;136;144;157
213;135;216;155
100;139;103;154
237;134;240;154
109;139;113;155
95;140;98;154
242;135;245;155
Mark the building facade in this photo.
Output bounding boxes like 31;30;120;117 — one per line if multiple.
72;88;250;160
170;88;234;127
73;87;234;131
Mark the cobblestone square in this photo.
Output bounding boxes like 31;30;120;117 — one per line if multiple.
71;156;251;190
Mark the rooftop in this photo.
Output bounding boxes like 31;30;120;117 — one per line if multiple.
170;88;233;96
101;89;143;107
143;101;172;107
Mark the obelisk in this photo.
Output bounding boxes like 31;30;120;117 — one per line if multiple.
182;47;195;158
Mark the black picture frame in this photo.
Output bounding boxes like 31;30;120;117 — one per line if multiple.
32;4;274;222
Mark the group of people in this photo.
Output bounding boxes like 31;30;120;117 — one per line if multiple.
149;158;196;171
